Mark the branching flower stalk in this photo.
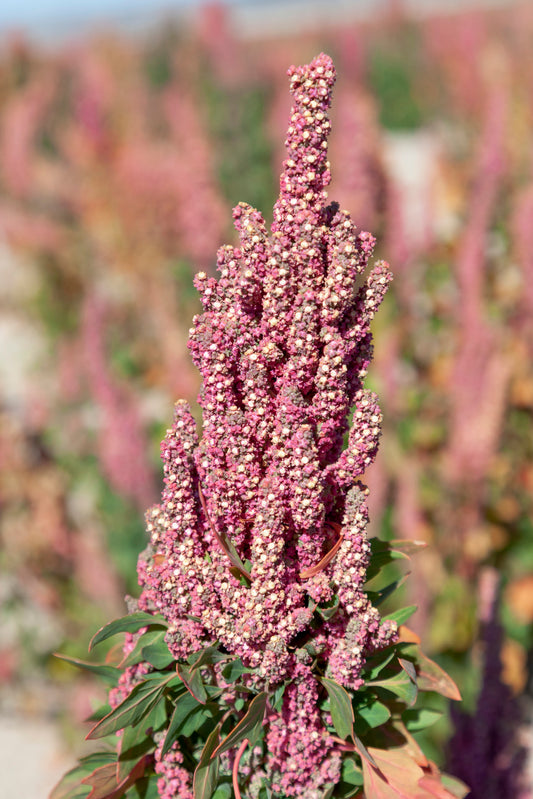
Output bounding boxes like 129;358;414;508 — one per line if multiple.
53;53;466;799
139;52;394;792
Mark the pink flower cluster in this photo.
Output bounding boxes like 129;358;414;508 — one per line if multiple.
137;52;396;794
154;741;193;799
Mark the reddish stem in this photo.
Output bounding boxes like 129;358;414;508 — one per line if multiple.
198;483;252;582
232;738;249;799
330;735;356;752
300;523;344;579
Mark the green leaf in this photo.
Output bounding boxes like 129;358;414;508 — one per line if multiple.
383;606;417;627
319;677;355;742
366;540;410;582
54;655;121;686
212;692;268;758
81;756;149;799
341;757;364;786
188;644;228;670
142;634;175;670
87;675;172;739
121;630;166;669
117;702;164;781
367;668;418;706
369;539;411;556
363;649;397;681
79;754;118;769
399;645;462;701
211;784;233;799
221;659;250;683
257;779;273;799
366;574;410;607
176;663;208;704
193;725;221;799
355;699;391;730
316;597;341;621
270;683;286;712
402;707;442;732
90;613;167;652
162;691;205;755
125;775;160;799
440;774;471;798
353;733;378;768
50;765;92;799
85;704;112;723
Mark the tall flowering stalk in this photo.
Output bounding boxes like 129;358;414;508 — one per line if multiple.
53;54;465;799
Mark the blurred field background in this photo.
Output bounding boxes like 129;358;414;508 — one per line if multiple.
0;0;532;796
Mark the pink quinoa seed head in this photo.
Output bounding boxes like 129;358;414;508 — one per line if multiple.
134;52;394;796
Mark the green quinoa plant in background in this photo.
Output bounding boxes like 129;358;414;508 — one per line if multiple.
52;53;467;799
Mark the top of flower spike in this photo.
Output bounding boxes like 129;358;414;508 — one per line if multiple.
273;53;336;233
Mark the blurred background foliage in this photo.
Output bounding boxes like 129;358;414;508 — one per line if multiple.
0;0;532;787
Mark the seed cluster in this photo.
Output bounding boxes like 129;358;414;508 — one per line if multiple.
136;53;396;796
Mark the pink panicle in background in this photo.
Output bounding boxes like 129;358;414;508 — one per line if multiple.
162;87;227;270
331;86;386;233
136;53;396;795
0;72;55;198
423;10;489;117
331;31;386;232
81;293;157;512
445;84;510;547
195;1;245;88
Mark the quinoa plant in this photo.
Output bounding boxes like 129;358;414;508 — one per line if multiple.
52;53;467;799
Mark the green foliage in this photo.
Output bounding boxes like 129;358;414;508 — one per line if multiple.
367;27;425;131
54;566;465;799
90;613;167;651
193;725;221;799
54;654;121;686
320;677;356;741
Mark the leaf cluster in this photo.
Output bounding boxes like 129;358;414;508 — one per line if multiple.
51;541;468;799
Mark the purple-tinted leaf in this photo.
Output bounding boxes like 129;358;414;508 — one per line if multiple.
81;757;148;799
87;675;170;739
188;644;229;671
49;765;93;799
193;725;221;799
89;613;167;652
176;663;208;704
161;691;205;756
362;747;424;799
211;692;267;758
353;733;378;768
398;658;417;683
400;645;462;701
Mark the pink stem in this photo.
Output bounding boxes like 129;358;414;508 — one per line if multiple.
330;735;356;752
232;738;249;799
198;483;252;582
300;523;344;579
